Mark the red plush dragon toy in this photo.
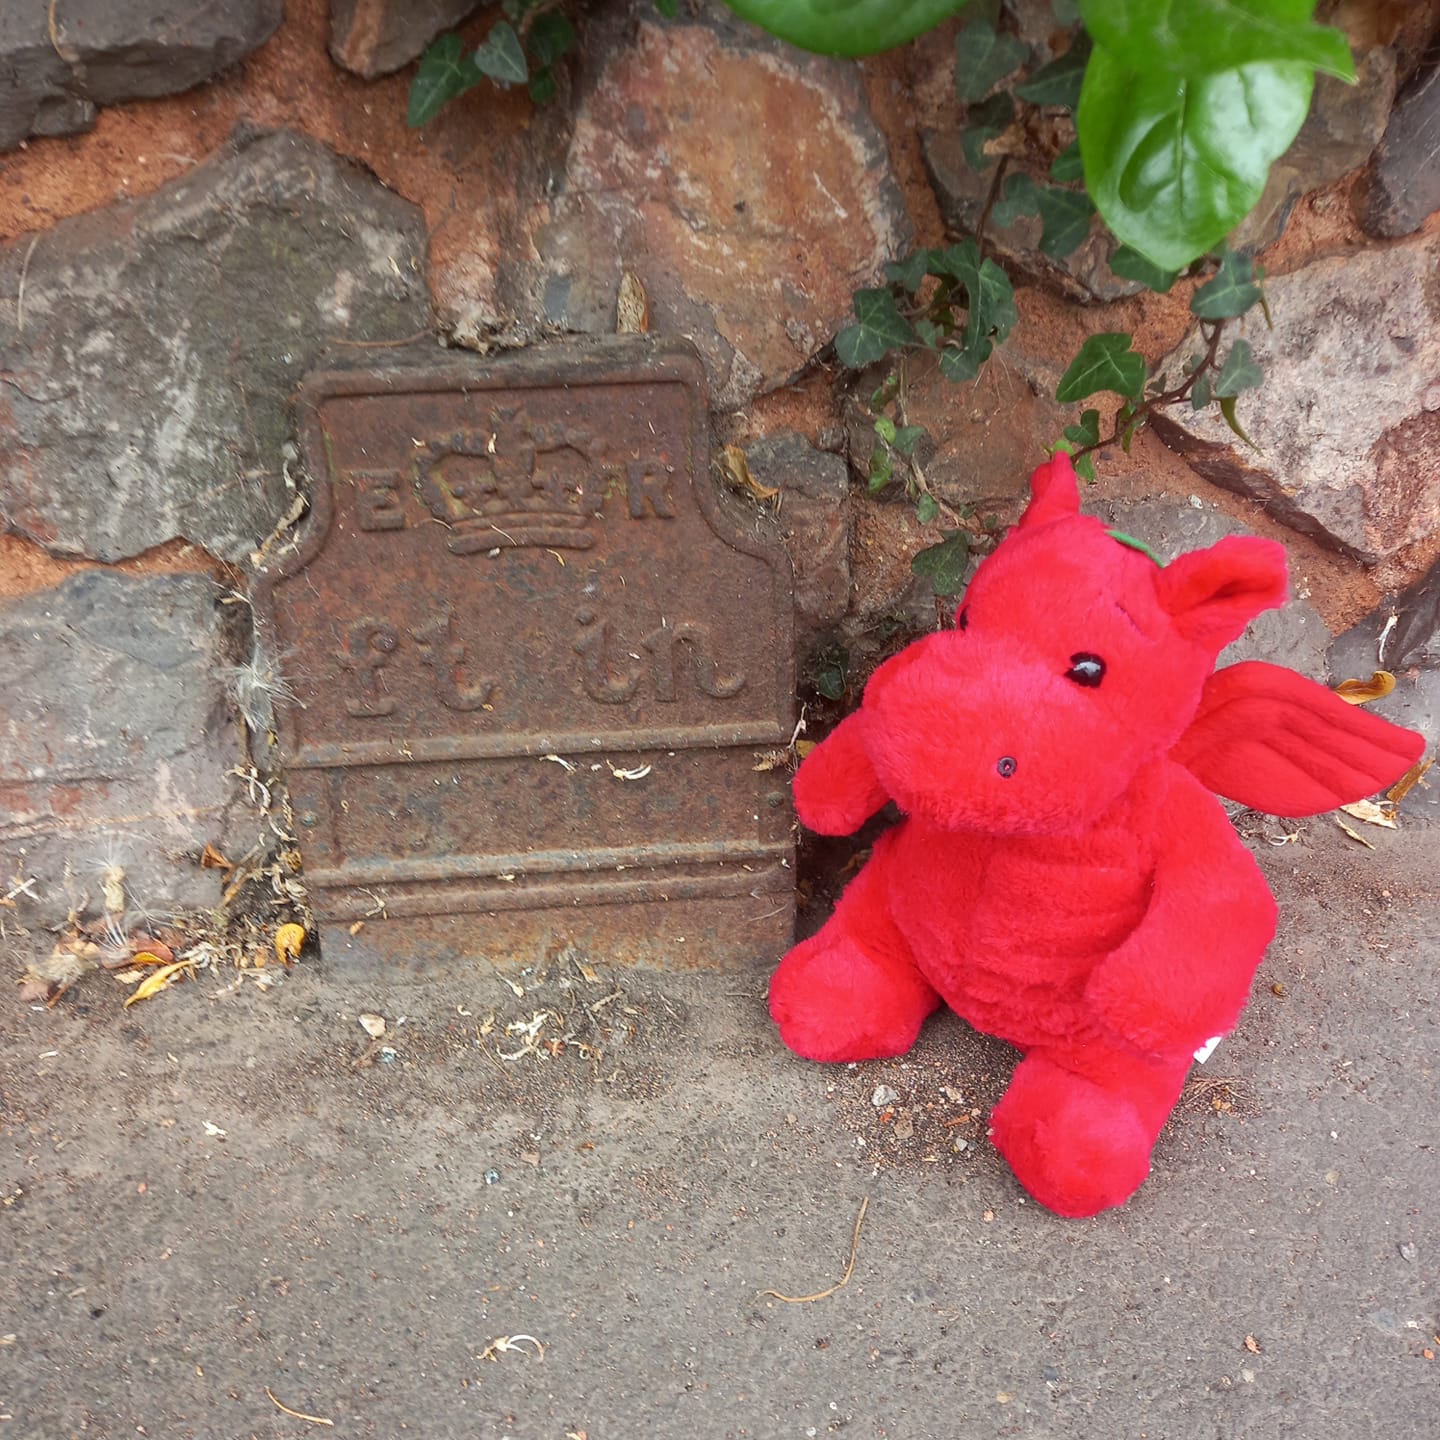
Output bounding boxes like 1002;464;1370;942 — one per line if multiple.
771;453;1426;1217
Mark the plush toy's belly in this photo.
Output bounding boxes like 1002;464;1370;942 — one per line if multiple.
889;822;1155;1047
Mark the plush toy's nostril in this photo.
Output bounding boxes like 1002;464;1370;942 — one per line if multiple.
996;755;1018;779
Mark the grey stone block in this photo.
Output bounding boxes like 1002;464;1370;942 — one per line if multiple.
0;129;430;563
1148;232;1440;563
0;571;245;926
329;0;484;78
0;1;282;151
744;431;852;641
1092;495;1328;675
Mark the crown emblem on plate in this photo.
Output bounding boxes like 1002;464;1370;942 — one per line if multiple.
417;413;601;553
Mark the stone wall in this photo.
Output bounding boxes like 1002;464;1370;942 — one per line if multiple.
2;0;1438;944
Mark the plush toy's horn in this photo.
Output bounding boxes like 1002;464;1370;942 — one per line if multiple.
1017;452;1082;529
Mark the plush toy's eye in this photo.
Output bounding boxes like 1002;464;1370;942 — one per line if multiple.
1066;653;1106;687
957;606;970;631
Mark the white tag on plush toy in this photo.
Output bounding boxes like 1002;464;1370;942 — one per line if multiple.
1193;1034;1223;1064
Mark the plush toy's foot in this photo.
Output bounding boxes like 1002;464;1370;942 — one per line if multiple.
770;927;940;1063
990;1053;1172;1218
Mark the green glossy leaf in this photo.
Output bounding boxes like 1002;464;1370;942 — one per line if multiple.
1213;338;1263;396
1078;47;1313;270
1191;372;1213;409
1109;244;1179;292
914;316;945;348
875;414;897;444
1049;141;1084;182
955;18;1029;102
1191;248;1263;318
719;0;972;57
1075;451;1096;482
916;491;940;524
528;12;576;67
1057;332;1146;402
407;33;482;127
475;21;528;83
912;530;972;596
1218;394;1258;447
835;288;917;367
1015;35;1090;108
1033;185;1095;256
1077;0;1354;80
528;67;557;104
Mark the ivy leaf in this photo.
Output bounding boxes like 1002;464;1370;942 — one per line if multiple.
1034;185;1095;257
1015;35;1091;108
528;11;576;67
1191;248;1264;318
1213;339;1264;396
1191;372;1213;409
1064;407;1101;447
945;242;1019;344
868;446;895;492
955;18;1029;103
874;415;897;445
1049;141;1084;182
1078;47;1313;271
915;492;940;525
940;340;988;382
990;170;1043;227
1057;332;1146;402
1077;0;1355;81
475;21;529;84
912;530;972;595
961;92;1015;170
835;289;917;367
1075;451;1096;482
718;0;971;57
1219;394;1259;448
528;67;558;104
1109;244;1179;293
407;32;482;127
812;650;846;700
884;250;934;293
893;425;927;456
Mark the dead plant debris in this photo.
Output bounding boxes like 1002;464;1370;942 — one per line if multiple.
759;1196;869;1304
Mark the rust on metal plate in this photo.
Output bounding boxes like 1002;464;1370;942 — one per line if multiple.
253;339;795;969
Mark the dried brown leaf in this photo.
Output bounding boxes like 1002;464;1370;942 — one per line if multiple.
719;444;779;503
1386;757;1433;806
1334;671;1395;705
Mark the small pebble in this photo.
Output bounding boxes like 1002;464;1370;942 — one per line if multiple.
484;1168;501;1185
871;1084;898;1107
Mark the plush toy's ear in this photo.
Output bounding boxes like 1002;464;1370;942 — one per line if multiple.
1154;536;1289;654
1172;661;1427;816
1016;452;1082;529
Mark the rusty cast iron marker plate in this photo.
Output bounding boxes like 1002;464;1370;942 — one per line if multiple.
254;339;795;969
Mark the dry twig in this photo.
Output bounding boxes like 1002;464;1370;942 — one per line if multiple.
759;1196;869;1303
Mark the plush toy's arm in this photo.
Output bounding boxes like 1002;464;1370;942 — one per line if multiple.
1085;767;1279;1056
1172;661;1426;816
792;711;891;836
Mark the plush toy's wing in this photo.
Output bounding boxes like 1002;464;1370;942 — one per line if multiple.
1171;660;1426;816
